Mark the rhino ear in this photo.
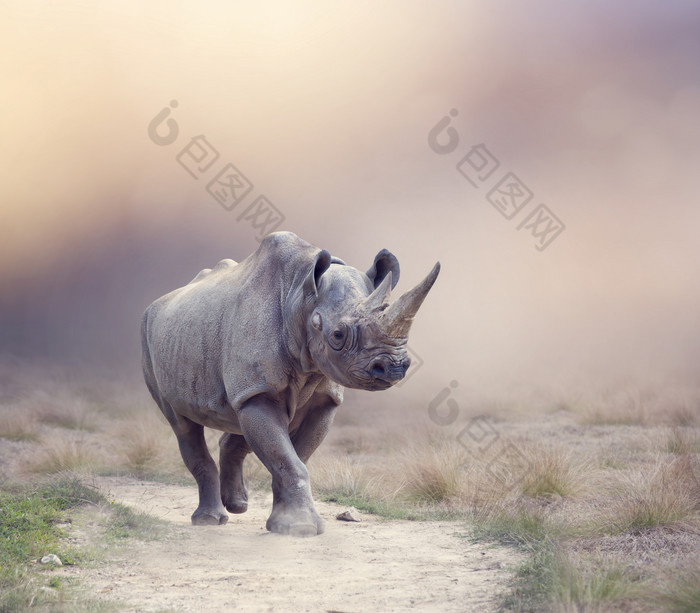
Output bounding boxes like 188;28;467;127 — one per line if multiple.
366;249;400;290
304;249;332;297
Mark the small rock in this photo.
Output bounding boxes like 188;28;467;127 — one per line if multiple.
40;554;62;566
336;510;360;522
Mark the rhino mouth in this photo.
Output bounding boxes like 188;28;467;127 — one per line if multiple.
368;379;394;391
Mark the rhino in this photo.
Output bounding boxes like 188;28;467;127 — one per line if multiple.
141;231;439;536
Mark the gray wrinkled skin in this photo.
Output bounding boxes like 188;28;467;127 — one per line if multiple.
142;232;439;536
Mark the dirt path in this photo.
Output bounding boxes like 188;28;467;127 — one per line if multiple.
71;476;518;612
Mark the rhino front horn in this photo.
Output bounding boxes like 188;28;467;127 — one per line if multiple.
381;262;440;338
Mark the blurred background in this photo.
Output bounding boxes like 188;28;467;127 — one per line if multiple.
1;0;699;407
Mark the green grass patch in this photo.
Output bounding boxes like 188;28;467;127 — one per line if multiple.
471;502;553;549
0;477;103;611
321;492;414;519
33;476;105;509
552;555;637;610
0;476;170;612
501;545;556;612
105;502;169;541
470;504;558;611
500;548;638;612
98;465;193;487
319;492;465;522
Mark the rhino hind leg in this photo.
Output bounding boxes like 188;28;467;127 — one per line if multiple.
168;412;229;526
219;433;251;514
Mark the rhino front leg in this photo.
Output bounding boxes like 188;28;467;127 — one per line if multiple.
291;402;338;463
219;433;251;514
170;415;229;526
237;399;324;536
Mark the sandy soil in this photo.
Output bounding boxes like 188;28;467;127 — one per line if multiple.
67;476;519;613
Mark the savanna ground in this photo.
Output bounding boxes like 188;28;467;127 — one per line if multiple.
1;359;699;612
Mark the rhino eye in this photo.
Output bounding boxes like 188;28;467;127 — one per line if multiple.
328;323;348;351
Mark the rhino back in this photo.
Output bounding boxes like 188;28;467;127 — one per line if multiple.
142;233;324;420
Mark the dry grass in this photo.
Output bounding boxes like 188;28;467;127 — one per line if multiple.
13;389;100;431
38;400;98;431
470;497;554;546
603;458;700;535
579;394;650;426
24;435;103;475
0;406;40;441
242;453;273;490
551;552;636;613
111;409;178;479
327;425;377;455
664;427;700;455
2;362;700;612
311;456;377;499
664;391;700;427
519;445;591;499
654;560;700;613
667;404;700;427
399;438;466;503
577;385;700;428
121;428;166;477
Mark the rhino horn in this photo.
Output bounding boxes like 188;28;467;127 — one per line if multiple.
380;262;440;338
362;271;393;312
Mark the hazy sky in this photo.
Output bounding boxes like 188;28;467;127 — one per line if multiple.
2;1;699;393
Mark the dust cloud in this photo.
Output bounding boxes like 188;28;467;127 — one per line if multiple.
2;1;699;402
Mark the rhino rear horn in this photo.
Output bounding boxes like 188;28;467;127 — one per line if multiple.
362;271;393;312
380;262;440;338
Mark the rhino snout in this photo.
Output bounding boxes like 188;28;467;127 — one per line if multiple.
369;356;411;383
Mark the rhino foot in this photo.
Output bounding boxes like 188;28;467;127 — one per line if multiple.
191;507;229;526
288;522;320;537
221;476;249;514
266;506;325;537
222;496;248;514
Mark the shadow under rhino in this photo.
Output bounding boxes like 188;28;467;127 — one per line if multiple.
141;232;439;536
